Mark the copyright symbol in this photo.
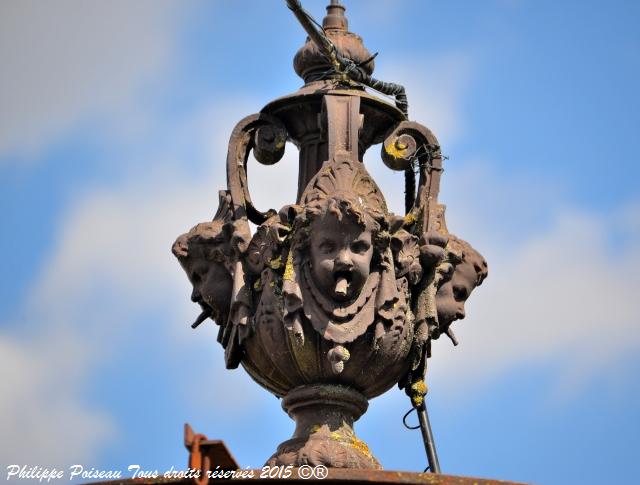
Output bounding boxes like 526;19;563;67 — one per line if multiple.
297;465;313;480
313;465;328;479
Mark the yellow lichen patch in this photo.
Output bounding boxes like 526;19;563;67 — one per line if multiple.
349;437;373;459
410;380;428;407
328;432;374;461
385;141;409;160
411;380;427;396
404;212;416;225
253;277;262;290
269;256;283;270
309;424;321;434
283;250;294;281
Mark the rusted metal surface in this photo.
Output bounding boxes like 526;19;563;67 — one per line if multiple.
184;424;240;483
172;0;489;473
88;469;528;485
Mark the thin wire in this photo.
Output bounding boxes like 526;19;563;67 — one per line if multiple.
357;51;379;67
308;10;325;31
402;406;421;430
403;406;435;474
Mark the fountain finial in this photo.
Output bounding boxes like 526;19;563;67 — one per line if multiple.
174;0;489;475
293;0;374;83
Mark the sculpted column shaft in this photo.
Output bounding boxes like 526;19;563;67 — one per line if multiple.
323;94;362;162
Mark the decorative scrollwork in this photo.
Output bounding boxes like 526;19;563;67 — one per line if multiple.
226;113;288;226
381;121;442;217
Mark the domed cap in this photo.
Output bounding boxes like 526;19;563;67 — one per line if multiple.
293;1;375;84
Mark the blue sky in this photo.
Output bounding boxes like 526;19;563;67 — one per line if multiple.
1;1;639;484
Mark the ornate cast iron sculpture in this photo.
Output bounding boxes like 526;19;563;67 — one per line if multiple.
173;0;487;471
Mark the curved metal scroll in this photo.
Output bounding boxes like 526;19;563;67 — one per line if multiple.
381;121;443;225
221;113;288;370
226;113;288;226
382;120;444;368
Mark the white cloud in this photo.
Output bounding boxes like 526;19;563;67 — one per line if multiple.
370;148;640;405
0;0;188;159
0;165;207;469
426;166;640;399
375;53;473;146
365;53;473;216
0;0;198;465
0;332;114;466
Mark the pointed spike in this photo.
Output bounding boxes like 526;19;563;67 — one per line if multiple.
184;423;194;446
445;327;459;346
191;308;212;329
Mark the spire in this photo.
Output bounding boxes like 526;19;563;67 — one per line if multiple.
323;0;348;31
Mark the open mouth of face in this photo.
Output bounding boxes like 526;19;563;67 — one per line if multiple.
333;270;353;299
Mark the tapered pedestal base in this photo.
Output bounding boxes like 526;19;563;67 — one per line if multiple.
267;384;381;469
